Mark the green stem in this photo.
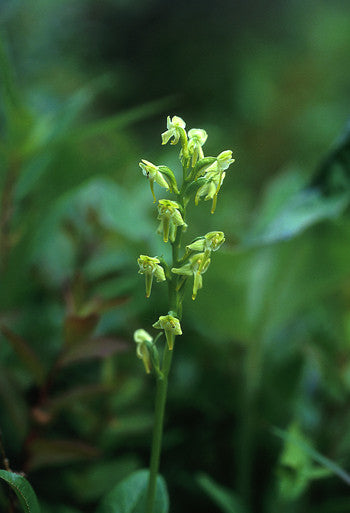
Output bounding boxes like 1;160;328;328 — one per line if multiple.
146;183;183;513
146;156;188;513
146;347;173;513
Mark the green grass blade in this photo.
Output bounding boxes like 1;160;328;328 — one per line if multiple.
272;426;350;486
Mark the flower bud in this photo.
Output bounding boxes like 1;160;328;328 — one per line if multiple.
134;329;153;373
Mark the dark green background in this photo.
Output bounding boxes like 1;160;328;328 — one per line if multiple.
1;1;350;512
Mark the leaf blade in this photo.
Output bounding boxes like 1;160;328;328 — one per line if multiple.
197;473;246;513
272;426;350;486
97;469;169;513
0;470;41;513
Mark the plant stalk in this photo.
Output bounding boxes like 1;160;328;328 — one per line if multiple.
146;347;173;513
146;187;185;513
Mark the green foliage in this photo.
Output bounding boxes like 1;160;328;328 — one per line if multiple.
0;470;41;513
243;169;350;246
197;474;246;513
274;424;350;500
275;423;332;501
1;2;350;512
97;470;169;513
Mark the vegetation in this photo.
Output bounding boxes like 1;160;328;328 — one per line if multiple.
1;1;350;512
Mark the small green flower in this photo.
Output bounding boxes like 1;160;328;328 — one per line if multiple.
216;150;235;171
134;329;153;373
138;255;166;298
152;314;182;350
188;128;207;166
139;159;171;202
157;199;187;243
187;231;225;254
195;150;235;213
195;171;225;214
161;115;186;146
171;252;211;300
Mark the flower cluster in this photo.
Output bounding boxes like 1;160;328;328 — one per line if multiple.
134;116;234;374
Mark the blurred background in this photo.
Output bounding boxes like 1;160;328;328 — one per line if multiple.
1;1;350;512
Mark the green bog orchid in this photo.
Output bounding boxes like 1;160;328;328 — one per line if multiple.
157;199;187;243
161;115;187;146
188;128;208;166
152;314;182;350
134;115;235;513
134;329;153;374
171;252;211;300
137;255;166;298
194;150;235;213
